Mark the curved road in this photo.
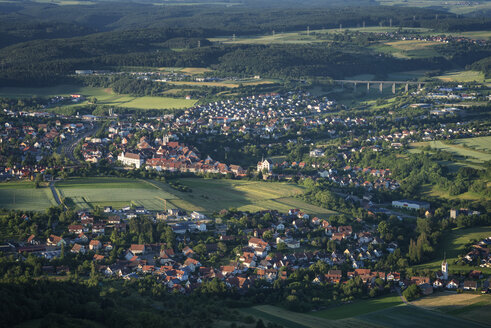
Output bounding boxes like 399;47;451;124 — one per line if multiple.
61;123;99;164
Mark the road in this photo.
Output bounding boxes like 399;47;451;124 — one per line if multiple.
60;123;99;164
49;181;61;205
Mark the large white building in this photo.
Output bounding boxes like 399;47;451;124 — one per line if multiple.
118;152;144;169
392;199;430;210
257;159;272;172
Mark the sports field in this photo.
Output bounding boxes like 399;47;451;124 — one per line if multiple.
413;226;491;274
0;181;57;211
52;177;336;216
311;294;403;320
0;85;197;110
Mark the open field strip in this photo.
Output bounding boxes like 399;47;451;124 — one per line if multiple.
0;181;57;211
436;70;489;83
166;80;275;88
412;226;491;274
47;177;337;215
359;303;488;328
410;139;491;164
311;294;403;320
0;85;196;110
241;305;380;328
410;292;488;312
210;27;430;44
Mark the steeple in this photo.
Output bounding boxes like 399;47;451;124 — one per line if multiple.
441;251;448;280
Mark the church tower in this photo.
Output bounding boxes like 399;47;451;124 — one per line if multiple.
441;255;448;280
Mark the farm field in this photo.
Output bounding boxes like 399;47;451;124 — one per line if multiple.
372;40;440;59
311;294;403;320
359;303;487;328
409;139;491;166
165;79;275;88
240;305;379;328
0;181;57;211
410;291;491;326
52;177;336;216
412;226;491;274
435;70;489;83
0;85;197;110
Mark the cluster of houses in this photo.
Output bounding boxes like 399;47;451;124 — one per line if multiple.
0;115;90;180
461;236;491;269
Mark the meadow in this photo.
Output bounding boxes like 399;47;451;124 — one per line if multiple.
0;181;57;211
359;303;487;328
240;305;378;328
412;226;491;274
410;292;491;325
410;138;491;166
0;85;197;110
371;40;440;59
310;294;403;320
435;70;489;83
50;177;336;216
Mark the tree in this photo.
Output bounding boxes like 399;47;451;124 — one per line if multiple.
402;284;421;301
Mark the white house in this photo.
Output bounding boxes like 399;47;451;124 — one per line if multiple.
118;152;144;169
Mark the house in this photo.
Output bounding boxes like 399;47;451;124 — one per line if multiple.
89;239;102;251
130;244;146;255
446;279;459;289
68;224;84;234
47;235;66;247
248;237;269;250
118;152;144;169
71;243;86;254
463;280;477;290
325;270;342;283
257;159;272;173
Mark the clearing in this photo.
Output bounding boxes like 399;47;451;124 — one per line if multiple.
372;40;441;59
51;177;336;216
435;70;489;83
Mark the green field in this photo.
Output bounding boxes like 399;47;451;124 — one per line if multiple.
435;70;489;83
241;305;379;328
0;85;197;110
51;177;336;216
410;138;491;166
371;40;440;59
0;181;57;211
359;303;487;328
413;226;491;274
311;294;403;320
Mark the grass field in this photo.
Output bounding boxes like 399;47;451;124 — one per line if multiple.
413;226;491;274
359;303;487;327
241;305;379;328
410;291;491;326
0;181;57;211
410;139;491;166
52;177;336;216
311;294;403;320
166;80;275;88
372;40;440;59
0;85;197;110
435;70;489;83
